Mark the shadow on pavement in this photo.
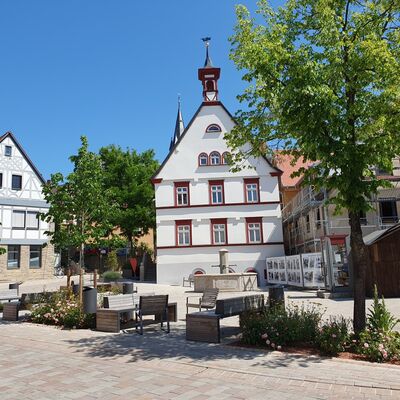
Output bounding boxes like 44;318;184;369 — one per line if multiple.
64;323;323;370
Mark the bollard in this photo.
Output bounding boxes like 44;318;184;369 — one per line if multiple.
268;286;285;308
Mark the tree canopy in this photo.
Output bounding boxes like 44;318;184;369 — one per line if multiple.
99;145;159;255
41;136;120;270
227;0;400;332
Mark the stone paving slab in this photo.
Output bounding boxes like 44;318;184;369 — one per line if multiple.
0;321;399;399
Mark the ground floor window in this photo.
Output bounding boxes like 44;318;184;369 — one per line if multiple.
29;245;42;269
7;245;20;269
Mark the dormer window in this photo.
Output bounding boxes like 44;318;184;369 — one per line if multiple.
5;146;12;157
206;124;222;133
198;153;208;166
209;151;221;165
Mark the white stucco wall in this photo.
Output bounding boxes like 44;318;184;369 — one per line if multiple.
0;134;51;245
154;103;285;285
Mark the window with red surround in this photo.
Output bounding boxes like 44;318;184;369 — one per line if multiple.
209;180;225;205
211;218;228;245
222;152;231;165
244;178;260;203
174;181;190;207
175;220;192;246
198;153;208;166
209;151;221;165
246;217;263;244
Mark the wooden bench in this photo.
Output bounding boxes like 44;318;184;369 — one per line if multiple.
136;295;170;335
2;302;19;321
97;293;150;333
0;289;20;302
186;288;219;314
186;294;265;343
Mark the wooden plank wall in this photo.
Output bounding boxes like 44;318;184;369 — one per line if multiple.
367;229;400;298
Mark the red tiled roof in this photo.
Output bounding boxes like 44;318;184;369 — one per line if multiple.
274;151;314;187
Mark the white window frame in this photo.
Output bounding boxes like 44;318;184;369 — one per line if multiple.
199;153;208;166
5;146;12;157
176;186;188;206
210;152;221;165
211;185;223;204
213;223;226;245
177;225;191;246
246;183;259;203
248;222;262;243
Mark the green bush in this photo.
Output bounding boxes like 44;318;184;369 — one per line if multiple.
29;290;94;329
355;286;400;362
317;316;350;356
102;271;122;281
106;250;120;272
240;302;323;350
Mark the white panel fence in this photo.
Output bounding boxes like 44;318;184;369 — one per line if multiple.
266;253;325;289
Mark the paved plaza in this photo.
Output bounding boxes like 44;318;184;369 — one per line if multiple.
0;279;399;399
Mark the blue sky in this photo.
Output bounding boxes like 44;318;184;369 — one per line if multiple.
0;1;282;178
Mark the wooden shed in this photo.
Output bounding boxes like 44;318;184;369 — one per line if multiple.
365;223;400;298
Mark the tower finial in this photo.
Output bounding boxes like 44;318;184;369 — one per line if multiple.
201;37;213;67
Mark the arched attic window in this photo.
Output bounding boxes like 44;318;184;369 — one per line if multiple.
206;124;222;133
198;153;208;166
222;152;231;165
209;151;221;165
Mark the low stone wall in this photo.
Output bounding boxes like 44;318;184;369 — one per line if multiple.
193;273;258;292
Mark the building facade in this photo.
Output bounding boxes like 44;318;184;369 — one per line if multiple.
281;159;400;256
0;132;55;281
153;45;284;285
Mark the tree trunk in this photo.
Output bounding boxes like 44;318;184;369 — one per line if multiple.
79;242;84;304
349;210;369;334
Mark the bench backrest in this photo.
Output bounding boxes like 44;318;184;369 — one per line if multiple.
201;288;219;307
0;289;19;299
104;294;135;309
139;295;168;315
215;294;265;318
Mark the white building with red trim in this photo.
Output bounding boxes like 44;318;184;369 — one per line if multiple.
152;43;284;285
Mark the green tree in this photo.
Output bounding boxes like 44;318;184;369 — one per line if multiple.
99;145;159;256
227;0;400;333
41;136;119;285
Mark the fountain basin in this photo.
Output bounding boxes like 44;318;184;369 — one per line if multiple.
193;273;258;292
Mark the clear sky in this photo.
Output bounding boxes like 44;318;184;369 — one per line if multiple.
0;1;282;179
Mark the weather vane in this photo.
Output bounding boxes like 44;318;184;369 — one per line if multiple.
201;37;211;47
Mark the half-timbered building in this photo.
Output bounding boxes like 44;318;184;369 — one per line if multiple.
0;132;55;280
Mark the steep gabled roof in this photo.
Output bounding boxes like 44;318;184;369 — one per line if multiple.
152;101;282;180
274;151;314;188
0;131;46;184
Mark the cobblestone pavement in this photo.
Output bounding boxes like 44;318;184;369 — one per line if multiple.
1;279;400;399
0;319;399;400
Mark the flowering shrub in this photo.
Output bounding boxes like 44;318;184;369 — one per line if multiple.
317;316;350;356
357;329;400;362
240;302;323;349
29;290;95;329
355;287;400;362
